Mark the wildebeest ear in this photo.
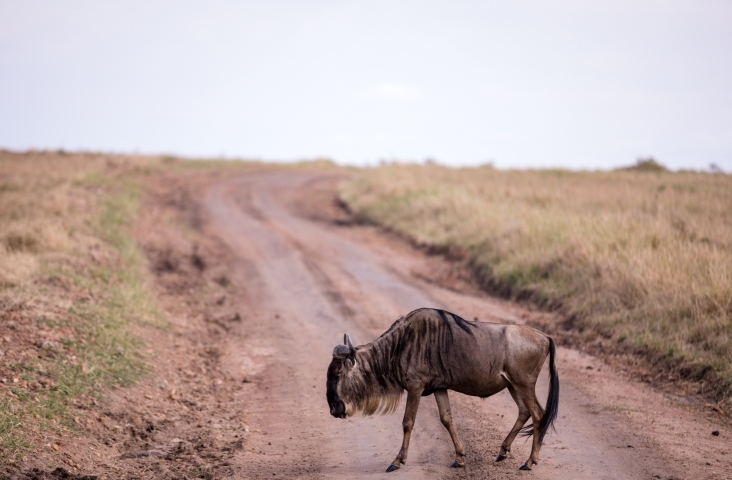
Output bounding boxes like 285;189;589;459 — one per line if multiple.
344;334;355;353
344;356;356;370
332;344;351;357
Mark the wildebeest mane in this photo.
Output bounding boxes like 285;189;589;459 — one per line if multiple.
434;309;476;336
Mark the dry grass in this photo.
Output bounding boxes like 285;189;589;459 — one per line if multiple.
0;151;171;459
339;163;732;398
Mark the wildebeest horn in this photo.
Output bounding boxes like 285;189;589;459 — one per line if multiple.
345;334;355;353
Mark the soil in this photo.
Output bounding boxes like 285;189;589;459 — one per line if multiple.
8;168;732;479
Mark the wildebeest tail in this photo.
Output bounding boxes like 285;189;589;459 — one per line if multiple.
520;337;559;444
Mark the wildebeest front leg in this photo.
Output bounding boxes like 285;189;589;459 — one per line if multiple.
386;389;422;472
434;389;465;468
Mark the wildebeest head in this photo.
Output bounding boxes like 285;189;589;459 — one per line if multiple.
326;333;356;418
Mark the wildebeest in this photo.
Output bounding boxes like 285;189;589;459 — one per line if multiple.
326;308;559;472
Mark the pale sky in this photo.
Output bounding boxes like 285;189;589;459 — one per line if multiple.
1;1;731;170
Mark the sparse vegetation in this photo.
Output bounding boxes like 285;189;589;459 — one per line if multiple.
339;163;732;398
0;152;160;458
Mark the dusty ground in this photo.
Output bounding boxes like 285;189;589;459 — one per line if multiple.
7;168;732;479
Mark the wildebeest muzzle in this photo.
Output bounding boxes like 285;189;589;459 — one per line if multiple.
329;399;346;418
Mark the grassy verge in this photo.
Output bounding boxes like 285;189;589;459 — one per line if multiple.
339;163;732;399
0;153;159;459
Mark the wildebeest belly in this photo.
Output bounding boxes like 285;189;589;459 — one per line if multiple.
424;367;510;398
451;375;511;398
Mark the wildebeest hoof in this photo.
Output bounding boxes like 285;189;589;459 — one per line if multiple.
449;461;464;468
519;463;532;471
386;464;400;472
495;454;508;462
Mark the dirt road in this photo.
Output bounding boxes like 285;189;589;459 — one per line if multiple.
202;171;730;479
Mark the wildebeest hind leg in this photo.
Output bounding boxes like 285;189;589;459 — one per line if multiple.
519;391;544;471
434;389;465;468
496;385;530;463
386;389;422;472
